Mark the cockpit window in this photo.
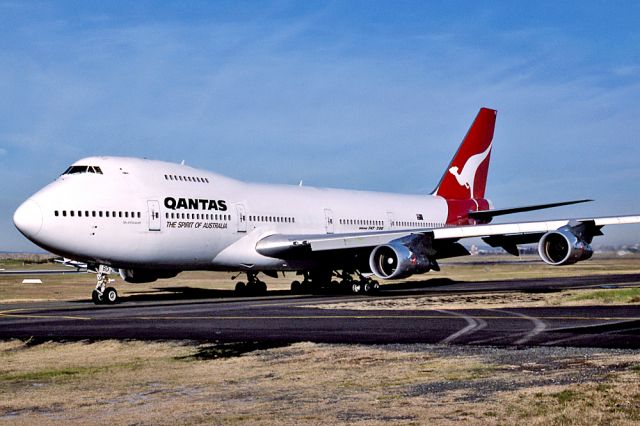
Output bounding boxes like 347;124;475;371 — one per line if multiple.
61;165;103;175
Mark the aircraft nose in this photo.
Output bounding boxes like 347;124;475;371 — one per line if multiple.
13;199;43;238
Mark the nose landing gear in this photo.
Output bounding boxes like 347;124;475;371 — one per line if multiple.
92;266;118;305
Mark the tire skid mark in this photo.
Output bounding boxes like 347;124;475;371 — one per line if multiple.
487;309;546;345
437;309;487;344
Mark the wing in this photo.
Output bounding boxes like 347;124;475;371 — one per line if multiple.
256;215;640;258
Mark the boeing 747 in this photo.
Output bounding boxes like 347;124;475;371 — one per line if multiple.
13;108;640;304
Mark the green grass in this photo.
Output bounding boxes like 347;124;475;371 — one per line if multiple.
553;390;579;404
1;361;144;382
568;287;640;304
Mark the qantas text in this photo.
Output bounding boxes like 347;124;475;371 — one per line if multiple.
164;197;228;211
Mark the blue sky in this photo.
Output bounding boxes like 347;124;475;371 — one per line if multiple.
1;1;639;251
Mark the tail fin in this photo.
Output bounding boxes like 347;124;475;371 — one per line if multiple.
434;108;496;200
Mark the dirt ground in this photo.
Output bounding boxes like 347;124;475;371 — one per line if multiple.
1;340;640;425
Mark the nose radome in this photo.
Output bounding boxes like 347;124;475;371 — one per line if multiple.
13;199;43;238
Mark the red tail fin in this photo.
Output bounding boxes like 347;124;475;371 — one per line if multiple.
434;108;496;200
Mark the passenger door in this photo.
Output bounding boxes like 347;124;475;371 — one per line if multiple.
236;204;247;233
324;208;334;234
148;200;161;231
387;212;395;230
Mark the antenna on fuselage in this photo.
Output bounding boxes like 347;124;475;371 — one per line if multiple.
299;180;303;187
180;160;185;165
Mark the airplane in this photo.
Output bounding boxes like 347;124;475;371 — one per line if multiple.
13;108;640;304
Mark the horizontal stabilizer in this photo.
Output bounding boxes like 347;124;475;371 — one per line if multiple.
468;199;592;222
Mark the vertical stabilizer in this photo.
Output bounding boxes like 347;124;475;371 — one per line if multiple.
434;108;496;200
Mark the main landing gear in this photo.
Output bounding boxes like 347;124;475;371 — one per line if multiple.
290;270;380;295
335;270;380;295
234;272;268;296
92;265;118;305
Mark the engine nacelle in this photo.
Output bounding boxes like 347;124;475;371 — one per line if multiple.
118;268;180;283
369;238;433;280
538;226;593;266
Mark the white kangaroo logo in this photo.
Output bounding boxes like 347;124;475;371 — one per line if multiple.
448;143;492;198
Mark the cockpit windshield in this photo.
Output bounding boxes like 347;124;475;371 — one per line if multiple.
61;165;103;175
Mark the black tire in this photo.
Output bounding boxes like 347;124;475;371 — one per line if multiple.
362;281;372;294
104;287;118;304
372;280;380;293
351;282;361;294
257;281;267;294
235;282;246;294
291;280;301;293
91;289;104;305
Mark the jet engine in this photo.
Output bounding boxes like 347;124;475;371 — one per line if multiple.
118;268;180;283
537;225;593;266
369;235;435;279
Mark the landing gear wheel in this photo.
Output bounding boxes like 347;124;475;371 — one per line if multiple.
372;280;380;293
92;289;104;305
291;280;301;293
257;281;267;294
351;282;362;294
104;287;118;304
235;282;246;294
362;281;372;294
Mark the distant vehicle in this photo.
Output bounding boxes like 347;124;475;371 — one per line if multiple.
13;108;640;304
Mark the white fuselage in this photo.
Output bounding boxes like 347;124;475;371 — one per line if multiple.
15;156;451;272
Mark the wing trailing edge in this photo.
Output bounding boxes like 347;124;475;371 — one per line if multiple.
468;199;593;222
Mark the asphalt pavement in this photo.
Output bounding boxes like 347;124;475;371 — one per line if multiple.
2;273;640;348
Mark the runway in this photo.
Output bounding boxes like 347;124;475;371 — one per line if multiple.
2;273;640;348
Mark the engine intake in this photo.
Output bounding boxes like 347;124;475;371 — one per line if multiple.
538;226;593;266
369;236;434;280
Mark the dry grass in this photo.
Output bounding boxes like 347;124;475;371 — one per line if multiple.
305;287;640;311
1;254;640;304
1;340;640;425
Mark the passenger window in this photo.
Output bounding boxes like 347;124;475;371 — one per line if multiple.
55;210;59;217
